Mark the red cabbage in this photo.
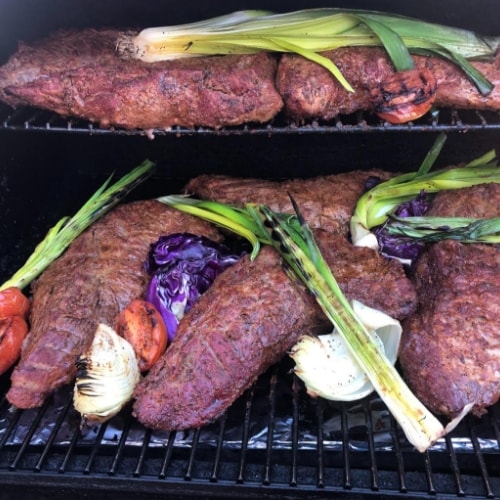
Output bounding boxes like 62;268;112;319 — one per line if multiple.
145;233;241;341
375;191;431;262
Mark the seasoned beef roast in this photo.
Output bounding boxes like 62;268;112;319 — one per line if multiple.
185;169;394;236
6;200;221;409
399;183;500;418
276;47;500;122
0;29;283;131
133;229;417;431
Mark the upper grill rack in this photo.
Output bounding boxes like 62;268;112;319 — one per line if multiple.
2;104;500;136
1;363;499;500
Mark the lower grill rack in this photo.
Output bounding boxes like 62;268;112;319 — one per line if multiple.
1;362;499;500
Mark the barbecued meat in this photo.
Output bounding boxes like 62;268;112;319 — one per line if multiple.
399;184;500;418
6;200;221;409
133;229;416;431
276;47;500;122
185;169;394;236
0;29;283;131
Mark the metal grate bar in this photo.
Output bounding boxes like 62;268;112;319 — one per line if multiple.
2;104;500;136
133;427;152;477
468;417;495;498
236;387;255;484
263;368;278;486
364;400;380;492
158;430;177;479
34;397;74;472
9;400;50;470
289;376;300;488
341;403;352;490
209;413;227;482
422;451;437;495
184;427;201;480
58;421;81;472
389;414;407;493
0;402;21;450
83;422;108;474
444;433;465;496
315;397;325;489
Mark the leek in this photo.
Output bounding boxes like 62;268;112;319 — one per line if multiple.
350;134;500;248
0;160;155;292
117;8;498;94
157;194;468;452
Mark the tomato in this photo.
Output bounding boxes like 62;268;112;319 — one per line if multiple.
0;315;29;376
0;287;30;319
115;299;168;372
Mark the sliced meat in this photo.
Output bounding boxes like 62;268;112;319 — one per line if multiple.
276;47;500;122
6;200;221;409
399;183;500;417
185;169;394;236
133;230;416;431
0;29;283;130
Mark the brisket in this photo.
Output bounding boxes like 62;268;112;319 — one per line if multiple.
6;200;221;409
399;183;500;417
185;169;394;236
276;47;500;122
0;29;283;131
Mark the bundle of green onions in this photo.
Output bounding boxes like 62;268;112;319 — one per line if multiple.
0;160;155;292
157;194;469;452
350;134;500;253
117;8;498;95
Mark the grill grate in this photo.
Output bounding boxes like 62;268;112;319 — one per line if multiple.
1;362;499;500
2;103;500;136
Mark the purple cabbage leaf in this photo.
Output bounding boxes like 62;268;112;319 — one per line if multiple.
145;233;242;341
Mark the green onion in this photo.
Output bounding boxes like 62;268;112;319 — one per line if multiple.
350;134;500;248
385;216;500;243
117;8;498;94
0;160;155;291
157;194;471;452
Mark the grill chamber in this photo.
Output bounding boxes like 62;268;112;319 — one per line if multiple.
0;1;499;498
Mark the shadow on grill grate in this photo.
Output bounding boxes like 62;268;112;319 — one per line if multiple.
1;360;499;499
2;103;500;137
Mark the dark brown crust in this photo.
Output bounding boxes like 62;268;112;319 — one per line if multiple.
6;200;221;409
0;29;283;130
185;169;394;236
399;184;500;418
276;46;500;121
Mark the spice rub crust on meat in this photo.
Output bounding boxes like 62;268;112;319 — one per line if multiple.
0;29;283;130
276;47;500;122
6;200;221;410
399;183;500;418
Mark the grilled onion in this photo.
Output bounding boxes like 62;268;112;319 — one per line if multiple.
73;323;141;425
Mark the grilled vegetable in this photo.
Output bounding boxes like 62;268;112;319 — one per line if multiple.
115;300;168;372
117;8;497;98
0;316;29;376
0;160;155;292
0;287;30;319
157;194;469;452
290;300;401;401
73;323;141;425
350;134;500;252
145;233;241;341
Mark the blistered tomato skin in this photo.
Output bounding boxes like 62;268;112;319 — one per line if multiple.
0;287;30;319
0;315;29;375
115;299;168;372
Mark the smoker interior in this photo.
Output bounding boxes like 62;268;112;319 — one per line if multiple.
0;1;499;499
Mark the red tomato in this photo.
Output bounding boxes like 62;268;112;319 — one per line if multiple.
0;315;29;376
115;299;168;372
0;287;30;319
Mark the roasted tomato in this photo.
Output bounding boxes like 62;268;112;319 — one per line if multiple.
0;315;29;376
370;68;437;124
115;299;168;372
0;287;30;319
